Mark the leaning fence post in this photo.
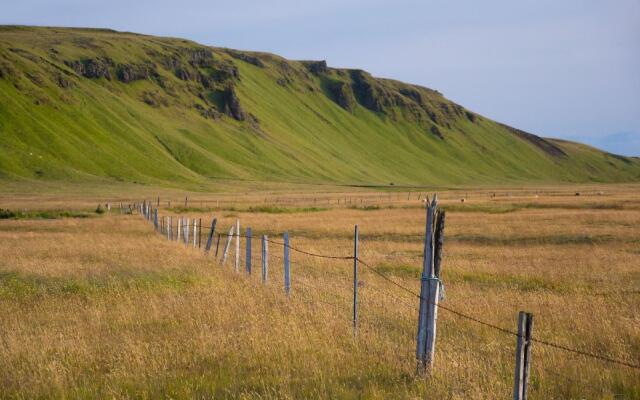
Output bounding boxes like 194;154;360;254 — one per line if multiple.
353;224;359;335
220;226;234;266
262;235;268;283
513;311;534;400
234;219;240;272
284;232;290;295
246;227;252;274
204;218;217;253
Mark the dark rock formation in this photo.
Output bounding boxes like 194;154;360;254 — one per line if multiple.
115;62;159;83
399;87;423;104
221;86;245;121
430;125;443;139
186;48;214;68
349;70;385;112
301;60;328;75
65;58;113;80
326;80;355;111
174;67;191;81
465;111;476;123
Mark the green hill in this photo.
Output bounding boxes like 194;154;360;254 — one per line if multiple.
1;25;638;188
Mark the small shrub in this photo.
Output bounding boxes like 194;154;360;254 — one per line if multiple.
95;204;105;214
0;208;17;219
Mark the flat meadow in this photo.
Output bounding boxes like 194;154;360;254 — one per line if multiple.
0;184;638;399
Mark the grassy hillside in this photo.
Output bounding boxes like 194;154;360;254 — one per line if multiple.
0;25;638;189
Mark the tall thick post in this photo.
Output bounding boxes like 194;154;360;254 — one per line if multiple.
262;235;268;283
514;312;534;400
417;194;438;374
353;225;359;334
177;218;182;242
245;227;252;274
284;232;290;295
205;218;217;253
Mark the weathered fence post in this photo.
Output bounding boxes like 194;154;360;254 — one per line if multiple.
193;218;197;248
204;218;217;253
234;219;240;272
513;311;534;400
220;226;234;266
215;233;221;257
284;232;290;295
417;194;440;375
185;196;188;208
353;224;359;335
246;227;252;274
181;218;186;244
177;218;182;242
198;218;202;248
262;235;268;283
154;209;158;231
166;217;170;240
169;216;173;240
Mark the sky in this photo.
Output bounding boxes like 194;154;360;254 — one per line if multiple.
2;0;639;156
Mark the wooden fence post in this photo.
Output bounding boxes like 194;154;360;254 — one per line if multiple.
284;232;290;295
177;218;182;242
513;311;534;400
166;217;170;240
204;218;217;253
417;194;439;375
184;217;189;245
246;227;252;274
220;226;234;266
215;233;221;257
234;219;240;272
193;218;197;248
198;218;202;248
262;235;268;283
185;196;188;208
353;224;359;335
154;209;158;231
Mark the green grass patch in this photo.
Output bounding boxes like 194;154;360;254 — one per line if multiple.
0;208;95;219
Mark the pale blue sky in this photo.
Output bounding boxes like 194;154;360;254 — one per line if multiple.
3;0;639;156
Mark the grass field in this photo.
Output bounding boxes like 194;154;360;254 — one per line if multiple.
1;184;639;399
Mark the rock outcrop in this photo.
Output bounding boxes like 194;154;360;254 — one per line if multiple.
65;58;113;80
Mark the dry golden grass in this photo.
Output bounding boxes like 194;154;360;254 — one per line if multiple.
1;184;639;399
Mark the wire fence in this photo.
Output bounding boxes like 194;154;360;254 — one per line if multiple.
131;200;639;397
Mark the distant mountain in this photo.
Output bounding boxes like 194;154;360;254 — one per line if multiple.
1;26;638;187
